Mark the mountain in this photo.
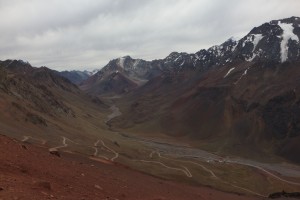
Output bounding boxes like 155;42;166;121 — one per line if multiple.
83;16;300;97
80;56;157;95
0;59;107;142
97;17;300;163
0;60;77;117
58;70;98;85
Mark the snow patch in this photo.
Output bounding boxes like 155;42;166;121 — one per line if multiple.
209;45;223;57
242;34;263;51
86;69;100;75
133;59;140;69
231;42;238;52
245;49;263;62
245;56;253;62
118;57;125;68
234;68;249;84
193;60;197;67
174;55;181;62
216;46;223;57
199;55;206;61
242;34;264;62
224;67;235;78
278;22;299;62
252;34;263;51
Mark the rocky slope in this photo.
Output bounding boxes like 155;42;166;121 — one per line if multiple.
0;59;107;142
0;134;262;200
0;60;77;120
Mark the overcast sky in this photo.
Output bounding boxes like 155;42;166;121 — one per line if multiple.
0;0;299;71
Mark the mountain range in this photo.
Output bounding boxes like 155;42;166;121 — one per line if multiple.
75;17;300;92
73;16;300;163
1;16;300;198
2;16;300;162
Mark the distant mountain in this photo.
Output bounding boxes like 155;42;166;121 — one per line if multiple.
80;56;156;95
58;69;99;85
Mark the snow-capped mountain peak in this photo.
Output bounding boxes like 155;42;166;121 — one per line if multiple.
81;16;300;93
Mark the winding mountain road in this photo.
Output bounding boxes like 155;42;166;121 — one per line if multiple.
150;150;265;197
48;137;67;151
150;150;267;196
95;139;119;161
227;160;300;186
151;151;217;178
104;104;299;196
48;136;78;152
93;140;100;156
101;140;119;161
134;159;193;177
92;140;110;160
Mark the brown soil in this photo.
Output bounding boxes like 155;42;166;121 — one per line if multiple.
0;135;263;200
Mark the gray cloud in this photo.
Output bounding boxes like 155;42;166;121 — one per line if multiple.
0;0;299;70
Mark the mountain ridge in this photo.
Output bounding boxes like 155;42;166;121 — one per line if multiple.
81;16;300;96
